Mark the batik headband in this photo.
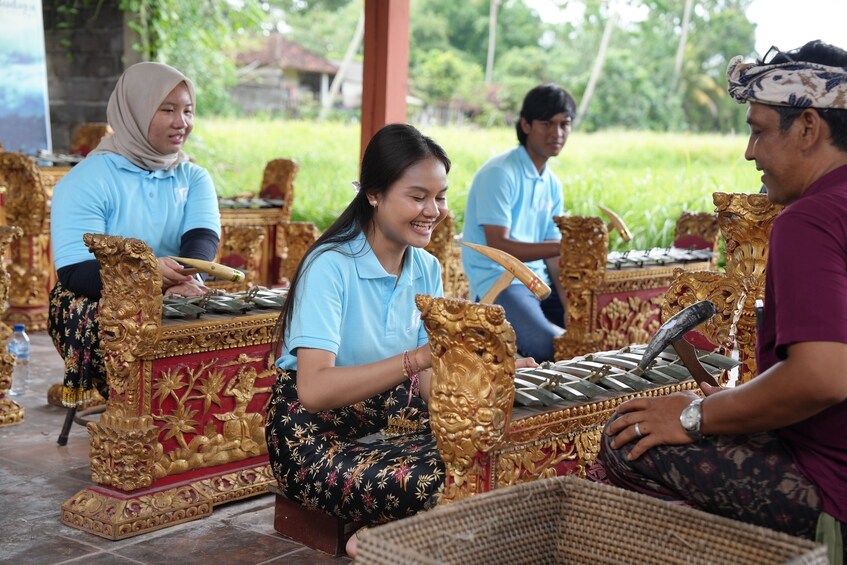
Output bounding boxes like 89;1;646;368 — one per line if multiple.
726;55;847;109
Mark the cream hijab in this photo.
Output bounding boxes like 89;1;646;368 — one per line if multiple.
91;62;196;171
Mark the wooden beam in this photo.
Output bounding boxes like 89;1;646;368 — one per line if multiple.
360;0;410;159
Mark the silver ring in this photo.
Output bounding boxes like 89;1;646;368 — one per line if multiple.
634;422;643;438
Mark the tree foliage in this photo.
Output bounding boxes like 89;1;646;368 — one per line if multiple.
109;0;756;132
282;0;363;60
120;0;266;115
540;0;755;132
408;0;754;131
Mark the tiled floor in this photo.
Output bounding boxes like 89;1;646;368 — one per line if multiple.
0;332;350;565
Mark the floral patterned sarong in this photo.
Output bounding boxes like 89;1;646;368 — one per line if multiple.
265;369;444;525
48;282;108;406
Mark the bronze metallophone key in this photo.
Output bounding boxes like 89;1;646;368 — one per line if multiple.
162;287;288;319
513;344;737;408
606;247;715;270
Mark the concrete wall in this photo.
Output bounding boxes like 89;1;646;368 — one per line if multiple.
230;67;298;115
42;1;130;152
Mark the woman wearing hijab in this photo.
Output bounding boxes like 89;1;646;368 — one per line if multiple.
49;62;221;407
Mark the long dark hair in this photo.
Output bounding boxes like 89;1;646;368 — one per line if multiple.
272;123;451;351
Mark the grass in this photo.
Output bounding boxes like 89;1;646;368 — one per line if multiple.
189;118;760;251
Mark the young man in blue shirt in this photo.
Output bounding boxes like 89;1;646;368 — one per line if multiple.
462;84;575;361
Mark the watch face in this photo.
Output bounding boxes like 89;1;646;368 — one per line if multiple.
681;408;697;430
681;400;702;431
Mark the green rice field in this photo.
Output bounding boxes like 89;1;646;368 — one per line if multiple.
190;119;760;251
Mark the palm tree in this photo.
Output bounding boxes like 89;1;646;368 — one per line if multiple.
671;0;695;93
575;0;617;128
319;6;365;121
485;0;500;85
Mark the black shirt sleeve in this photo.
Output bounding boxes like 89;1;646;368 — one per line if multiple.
56;228;220;300
178;228;220;281
57;260;103;300
179;227;220;262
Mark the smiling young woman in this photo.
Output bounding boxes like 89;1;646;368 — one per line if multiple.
265;124;451;558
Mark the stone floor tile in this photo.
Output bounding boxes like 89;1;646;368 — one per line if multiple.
59;551;148;564
263;547;352;564
0;332;352;564
0;534;99;565
111;522;302;564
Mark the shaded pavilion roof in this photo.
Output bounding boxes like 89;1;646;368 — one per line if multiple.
236;34;337;74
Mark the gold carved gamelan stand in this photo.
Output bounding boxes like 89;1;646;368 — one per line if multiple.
61;234;280;539
217;158;320;289
0;152;56;330
207;226;266;292
417;294;700;504
553;212;717;360
663;193;782;384
674;211;720;268
0;226;25;426
69;122;113;157
424;210;469;299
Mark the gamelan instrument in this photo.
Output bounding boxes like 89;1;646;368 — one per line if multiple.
514;300;729;408
163;286;288;319
62;234;286;540
553;210;719;361
421;295;739;503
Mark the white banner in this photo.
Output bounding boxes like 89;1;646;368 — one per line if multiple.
0;0;52;154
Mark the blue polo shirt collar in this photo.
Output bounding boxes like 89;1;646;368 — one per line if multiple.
349;231;420;284
108;153;177;179
517;145;544;179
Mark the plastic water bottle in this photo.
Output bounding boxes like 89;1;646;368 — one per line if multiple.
7;324;31;396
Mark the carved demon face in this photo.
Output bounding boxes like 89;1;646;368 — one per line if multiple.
429;347;505;469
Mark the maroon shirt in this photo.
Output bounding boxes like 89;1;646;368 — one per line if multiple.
756;164;847;522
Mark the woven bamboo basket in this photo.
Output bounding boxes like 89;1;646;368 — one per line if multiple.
356;475;827;565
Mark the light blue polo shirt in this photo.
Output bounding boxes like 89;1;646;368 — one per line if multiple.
461;145;564;299
51;153;221;269
277;231;443;371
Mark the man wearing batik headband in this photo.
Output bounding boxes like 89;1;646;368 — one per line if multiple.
589;40;847;560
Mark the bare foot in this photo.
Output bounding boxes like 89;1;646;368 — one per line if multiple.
345;531;359;558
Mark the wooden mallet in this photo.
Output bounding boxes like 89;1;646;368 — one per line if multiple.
169;256;245;283
598;204;632;242
463;242;552;304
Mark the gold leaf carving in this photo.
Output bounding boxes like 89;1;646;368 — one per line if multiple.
597;295;663;349
1;153;52;329
152;361;274;478
260;158;299;222
61;462;275;540
69;122;113;156
212;225;265;291
0;226;25;426
276;221;320;286
419;293;700;503
662;193;782;383
425;211;468;299
418;295;515;502
552;213;714;361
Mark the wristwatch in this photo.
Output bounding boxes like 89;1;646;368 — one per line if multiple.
679;398;704;440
